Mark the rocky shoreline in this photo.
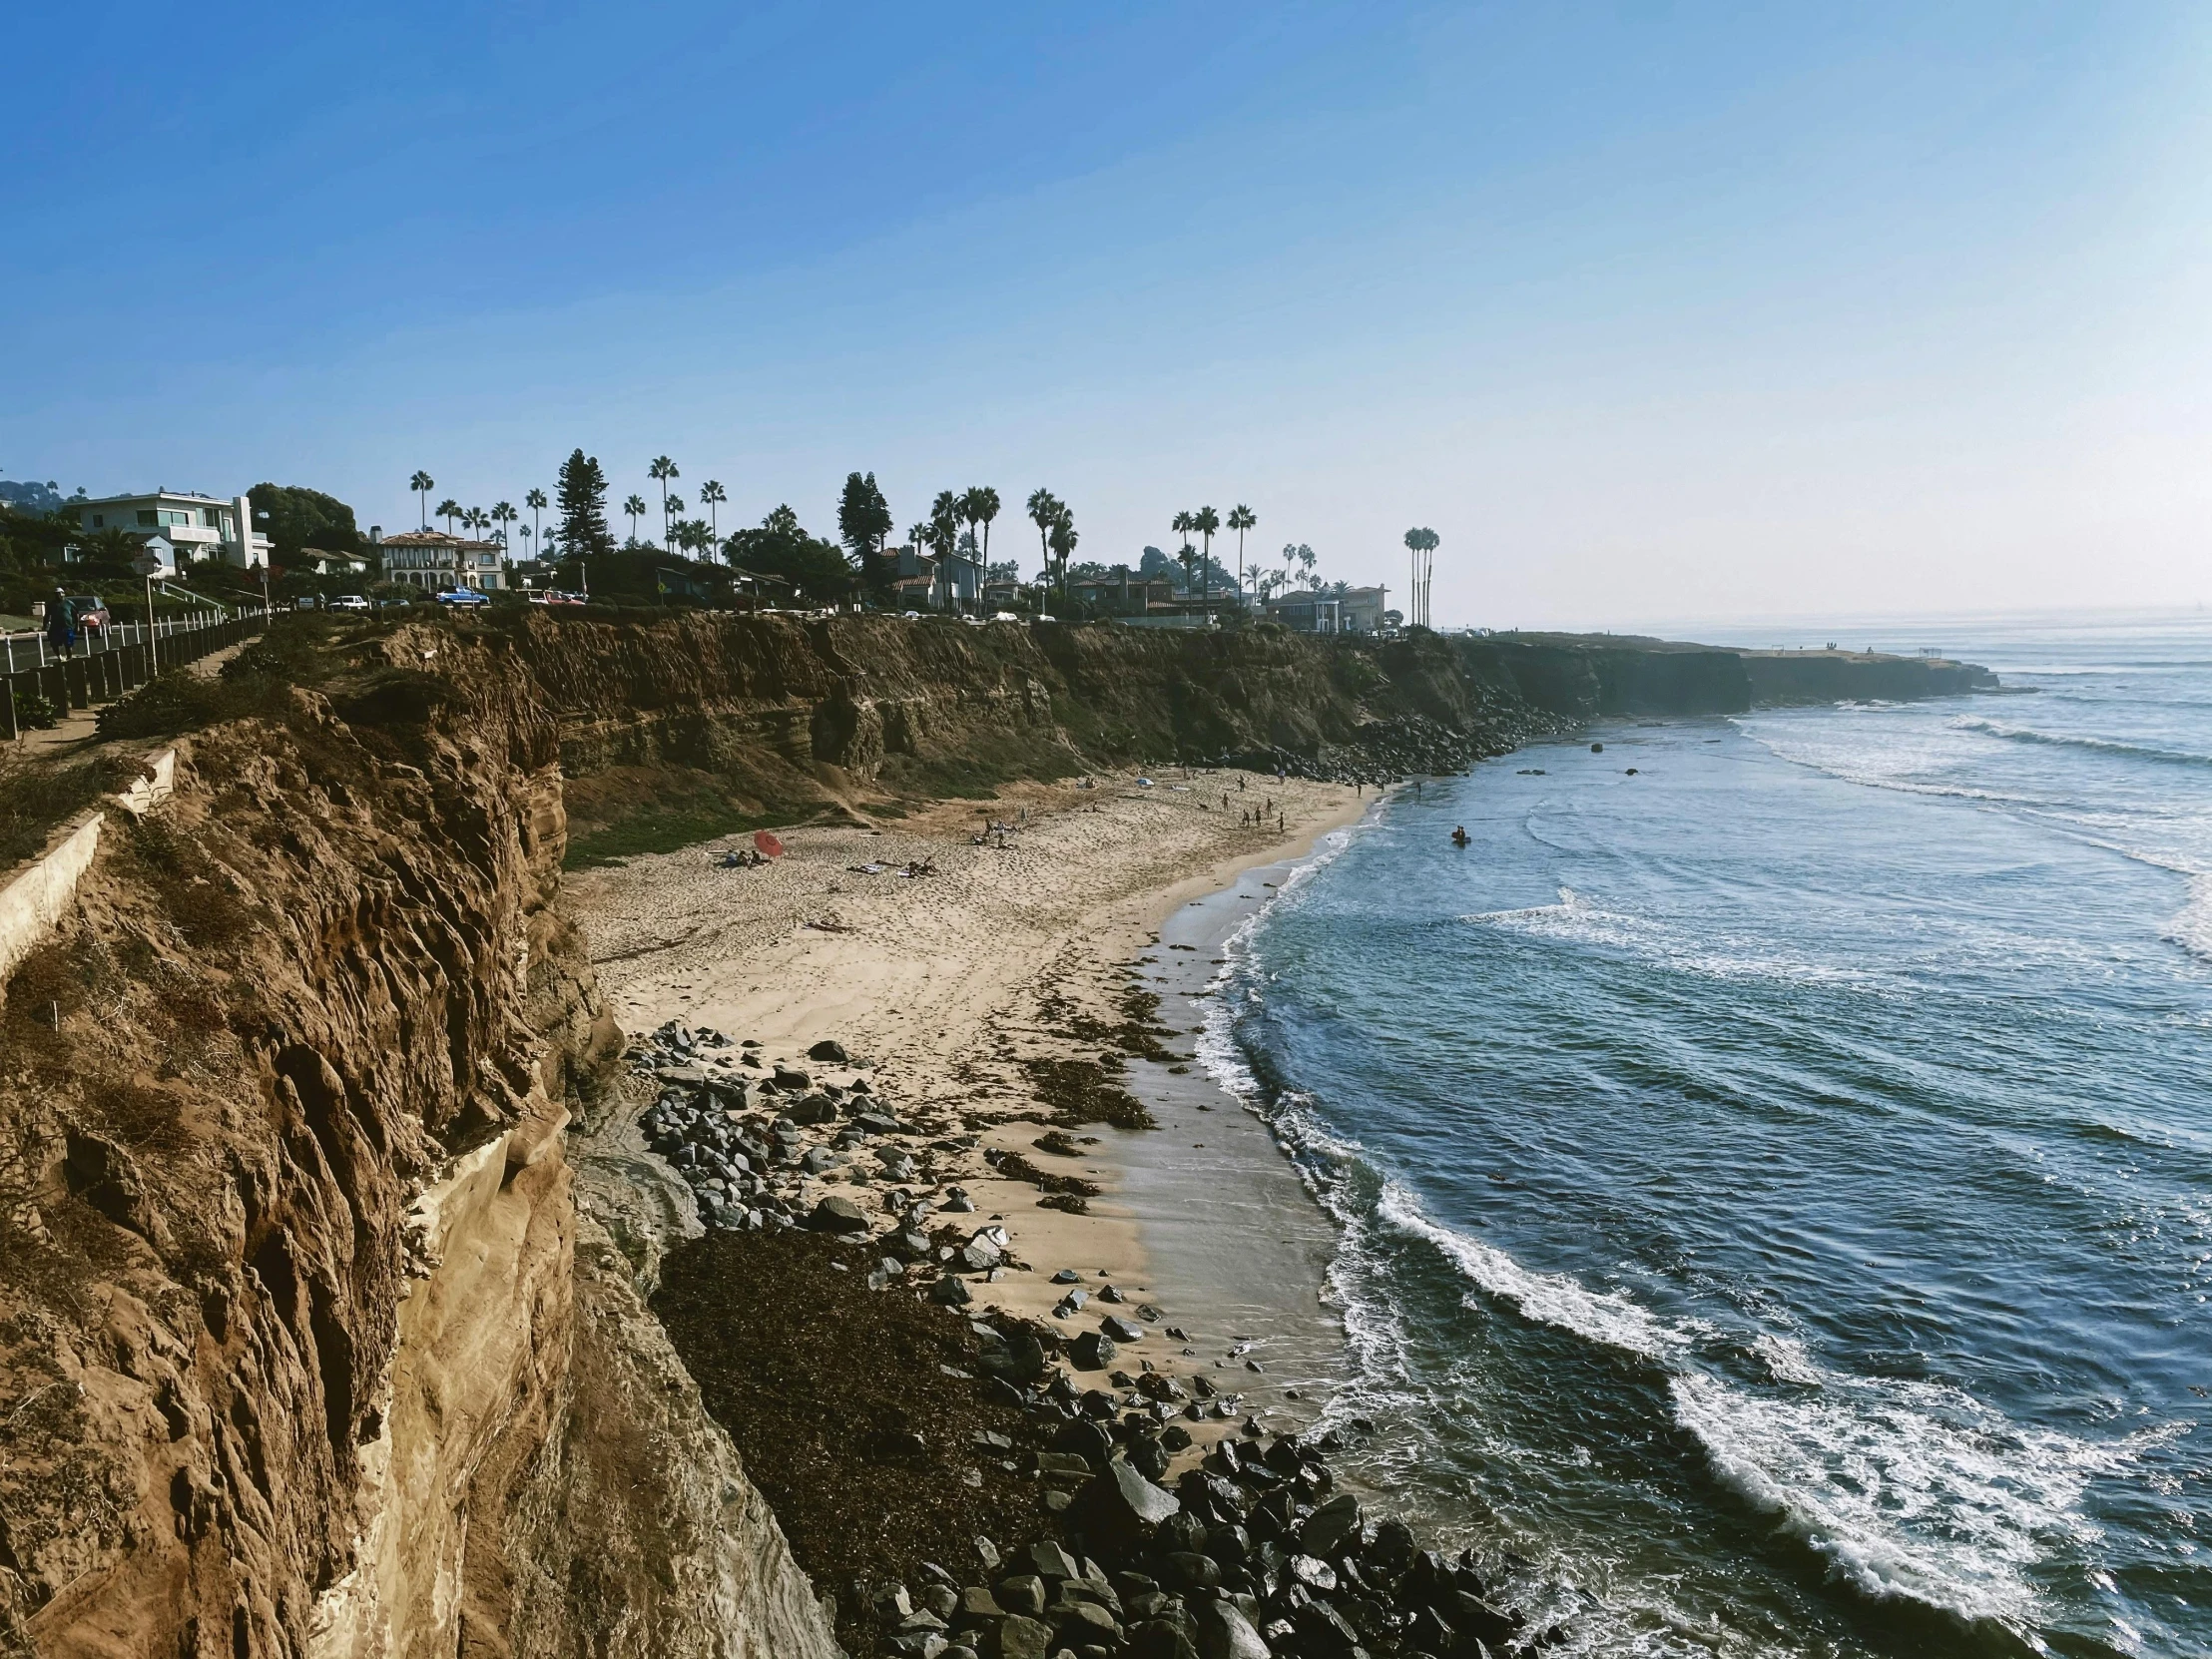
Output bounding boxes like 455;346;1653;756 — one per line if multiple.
627;1017;1571;1659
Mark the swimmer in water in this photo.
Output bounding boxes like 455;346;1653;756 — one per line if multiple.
1451;826;1469;846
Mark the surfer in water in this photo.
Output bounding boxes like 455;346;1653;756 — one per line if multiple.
1450;826;1470;847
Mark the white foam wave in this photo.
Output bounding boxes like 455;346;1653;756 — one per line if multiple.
1372;1187;2187;1635
1671;1375;2188;1628
1953;716;2212;770
1378;1183;1686;1364
1459;887;1877;988
1747;1332;1825;1387
2163;872;2212;964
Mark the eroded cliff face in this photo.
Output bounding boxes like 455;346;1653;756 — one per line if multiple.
500;613;1582;848
0;629;833;1659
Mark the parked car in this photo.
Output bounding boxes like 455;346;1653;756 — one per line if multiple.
329;594;370;613
436;588;492;607
67;595;112;631
544;590;589;607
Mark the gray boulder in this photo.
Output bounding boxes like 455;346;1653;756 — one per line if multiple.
984;1614;1052;1659
808;1195;870;1234
1071;1458;1181;1552
1193;1600;1271;1659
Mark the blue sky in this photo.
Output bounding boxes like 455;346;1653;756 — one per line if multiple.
6;2;2207;626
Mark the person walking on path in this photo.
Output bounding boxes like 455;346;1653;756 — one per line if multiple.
44;590;77;661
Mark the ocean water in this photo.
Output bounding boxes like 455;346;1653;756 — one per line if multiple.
1206;613;2211;1658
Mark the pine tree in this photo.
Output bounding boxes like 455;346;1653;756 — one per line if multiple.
837;471;894;603
557;449;613;558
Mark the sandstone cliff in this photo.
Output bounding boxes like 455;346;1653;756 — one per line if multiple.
0;629;835;1659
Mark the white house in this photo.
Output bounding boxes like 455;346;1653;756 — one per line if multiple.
75;490;271;568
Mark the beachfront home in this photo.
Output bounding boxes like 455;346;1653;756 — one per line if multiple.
1264;584;1391;635
891;546;980;611
1340;585;1390;633
74;489;272;568
376;528;506;591
1066;568;1179;619
295;546;373;578
1264;590;1343;633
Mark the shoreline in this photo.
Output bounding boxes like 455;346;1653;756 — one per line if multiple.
1107;816;1384;1429
566;765;1382;1439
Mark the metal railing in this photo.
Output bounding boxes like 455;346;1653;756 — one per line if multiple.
1;607;269;742
0;605;266;676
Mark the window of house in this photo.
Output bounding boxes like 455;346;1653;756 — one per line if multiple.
138;510;157;527
90;514;105;528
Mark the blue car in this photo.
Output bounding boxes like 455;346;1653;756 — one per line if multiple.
435;588;492;607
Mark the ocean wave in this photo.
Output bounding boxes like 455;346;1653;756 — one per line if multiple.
1364;1186;2184;1637
1670;1375;2188;1630
1377;1184;1688;1363
1458;887;1879;988
2163;873;2212;964
1952;717;2212;769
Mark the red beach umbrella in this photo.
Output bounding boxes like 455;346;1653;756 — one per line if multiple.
754;830;784;858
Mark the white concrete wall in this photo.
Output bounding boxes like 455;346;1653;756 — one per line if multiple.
0;812;103;995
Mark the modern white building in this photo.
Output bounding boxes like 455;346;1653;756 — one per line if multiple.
75;490;271;568
374;529;506;591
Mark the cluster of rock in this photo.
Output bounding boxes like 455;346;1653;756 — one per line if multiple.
631;1022;1569;1658
866;1394;1555;1659
1207;715;1518;789
630;1021;973;1238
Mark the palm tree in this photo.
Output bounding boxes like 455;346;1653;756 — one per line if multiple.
665;493;686;554
436;497;461;535
1402;526;1439;628
1026;488;1062;587
1176;541;1200;603
1047;506;1078;611
927;490;964;610
623;494;648;547
1193;506;1221;615
491;501;518;556
964;486;1001;567
525;487;547;556
1227;504;1256;608
410;471;435;528
700;479;726;543
648;456;679;552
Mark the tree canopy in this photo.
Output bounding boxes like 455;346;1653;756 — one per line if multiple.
726;504;849;603
249;482;359;560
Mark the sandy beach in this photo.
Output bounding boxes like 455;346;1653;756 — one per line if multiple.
566;765;1377;1430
